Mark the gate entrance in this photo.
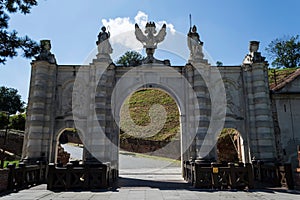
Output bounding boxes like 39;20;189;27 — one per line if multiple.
22;22;277;185
118;88;182;179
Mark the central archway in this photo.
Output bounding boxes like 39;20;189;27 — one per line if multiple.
118;88;182;176
110;65;202;175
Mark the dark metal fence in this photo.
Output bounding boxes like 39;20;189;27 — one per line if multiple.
184;161;253;189
184;160;295;190
47;162;113;190
7;161;46;191
252;160;294;189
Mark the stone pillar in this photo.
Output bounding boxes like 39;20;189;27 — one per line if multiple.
22;61;57;163
105;64;118;169
242;41;276;162
84;60;109;164
183;64;196;160
22;40;57;164
83;29;114;165
184;60;212;161
193;62;214;161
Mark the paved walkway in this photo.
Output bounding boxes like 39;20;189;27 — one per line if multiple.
1;183;299;200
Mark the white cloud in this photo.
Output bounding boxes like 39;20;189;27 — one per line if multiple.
101;17;133;36
134;11;148;27
100;11;177;59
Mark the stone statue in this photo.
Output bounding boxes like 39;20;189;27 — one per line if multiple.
96;26;113;55
135;22;169;65
135;22;166;49
35;40;56;64
187;25;204;61
242;41;266;68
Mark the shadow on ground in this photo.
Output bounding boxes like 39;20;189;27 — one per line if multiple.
118;177;190;189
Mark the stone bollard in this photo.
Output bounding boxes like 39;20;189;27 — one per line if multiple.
46;163;55;190
7;163;16;190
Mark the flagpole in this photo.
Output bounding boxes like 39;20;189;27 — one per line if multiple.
189;14;192;30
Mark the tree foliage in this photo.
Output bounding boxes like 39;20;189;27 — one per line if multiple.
0;112;9;129
266;35;300;68
10;113;26;130
0;86;25;114
0;0;39;64
116;51;144;67
216;61;223;66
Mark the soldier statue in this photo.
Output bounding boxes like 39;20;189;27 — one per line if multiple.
187;25;204;61
96;26;113;55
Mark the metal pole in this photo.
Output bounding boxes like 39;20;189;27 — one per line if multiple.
4;111;9;145
189;14;192;29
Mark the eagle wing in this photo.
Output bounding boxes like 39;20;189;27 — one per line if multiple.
135;23;147;44
155;24;167;43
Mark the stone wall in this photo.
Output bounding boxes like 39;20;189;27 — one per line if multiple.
120;138;180;160
271;72;300;172
274;96;300;168
0;130;24;158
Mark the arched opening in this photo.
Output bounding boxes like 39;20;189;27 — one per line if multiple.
216;128;244;164
118;88;182;176
55;128;84;166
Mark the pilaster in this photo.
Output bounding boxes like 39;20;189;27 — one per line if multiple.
242;41;276;162
22;60;57;163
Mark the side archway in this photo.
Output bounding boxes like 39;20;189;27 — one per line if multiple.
53;128;84;165
216;128;245;163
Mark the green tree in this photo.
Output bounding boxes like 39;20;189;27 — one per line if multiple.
0;86;25;114
0;112;9;129
10;113;26;130
0;0;39;64
266;35;300;68
216;61;223;66
116;51;144;67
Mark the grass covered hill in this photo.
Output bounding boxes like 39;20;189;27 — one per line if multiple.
119;89;180;142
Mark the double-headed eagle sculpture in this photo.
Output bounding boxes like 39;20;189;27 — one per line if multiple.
135;22;166;50
135;22;168;64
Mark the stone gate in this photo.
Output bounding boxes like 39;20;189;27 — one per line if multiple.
21;22;277;174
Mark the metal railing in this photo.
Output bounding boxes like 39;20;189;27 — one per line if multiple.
7;161;46;191
184;160;295;190
47;162;113;190
252;160;294;189
184;161;254;190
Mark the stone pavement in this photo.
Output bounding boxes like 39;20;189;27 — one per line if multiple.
0;183;299;200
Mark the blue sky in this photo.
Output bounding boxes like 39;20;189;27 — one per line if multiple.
1;0;300;102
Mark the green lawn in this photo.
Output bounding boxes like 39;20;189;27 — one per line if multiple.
120;89;180;141
0;160;19;168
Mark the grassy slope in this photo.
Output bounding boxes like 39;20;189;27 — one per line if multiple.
120;89;180;141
